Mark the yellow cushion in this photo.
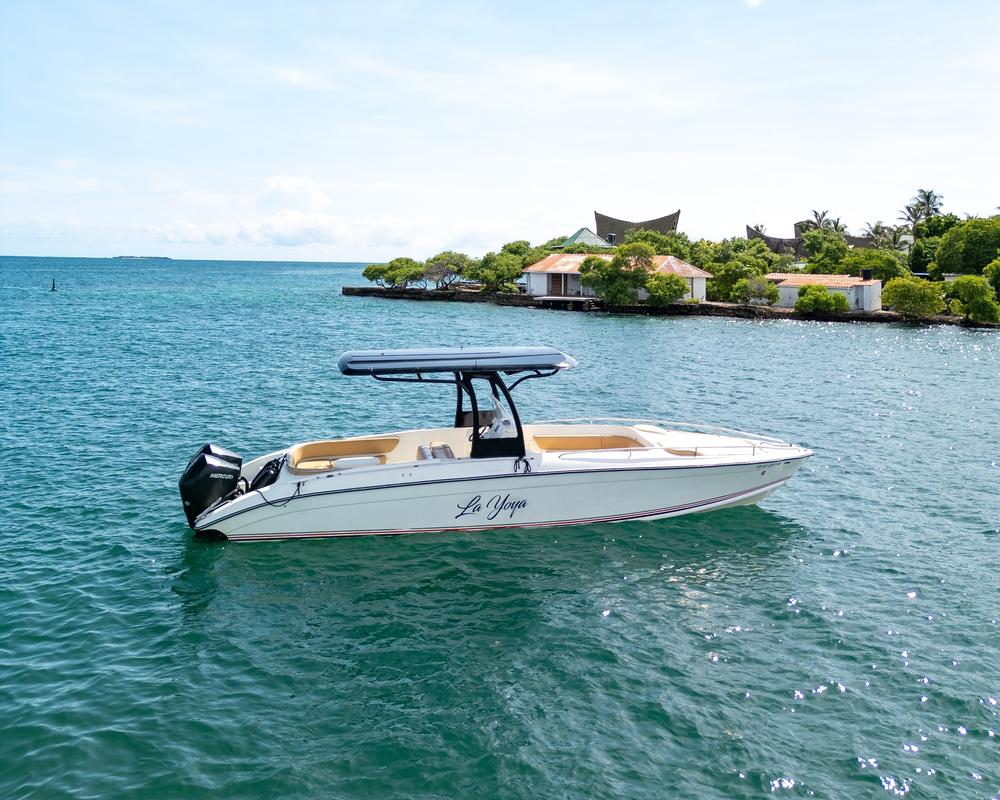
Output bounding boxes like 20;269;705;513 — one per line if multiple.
288;437;399;471
297;458;333;471
532;434;641;452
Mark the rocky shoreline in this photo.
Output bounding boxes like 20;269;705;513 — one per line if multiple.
341;286;999;328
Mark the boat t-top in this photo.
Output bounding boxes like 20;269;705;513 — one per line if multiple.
179;346;812;542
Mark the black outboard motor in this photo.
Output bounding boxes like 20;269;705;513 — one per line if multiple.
178;444;243;527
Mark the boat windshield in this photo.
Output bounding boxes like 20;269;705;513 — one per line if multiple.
477;385;518;442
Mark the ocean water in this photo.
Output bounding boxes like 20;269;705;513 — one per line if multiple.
1;255;998;799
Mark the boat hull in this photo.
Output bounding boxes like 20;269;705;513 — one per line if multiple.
196;456;807;542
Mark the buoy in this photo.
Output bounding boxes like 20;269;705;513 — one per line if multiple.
51;278;57;291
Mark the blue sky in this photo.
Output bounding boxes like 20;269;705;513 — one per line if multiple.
1;0;998;260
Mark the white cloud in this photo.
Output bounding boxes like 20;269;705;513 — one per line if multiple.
257;174;331;211
245;209;346;246
155;209;431;251
160;218;241;245
745;0;762;7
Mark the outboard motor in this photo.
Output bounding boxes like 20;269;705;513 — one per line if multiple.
178;444;243;527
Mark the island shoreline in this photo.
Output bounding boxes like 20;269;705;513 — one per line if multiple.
341;286;999;328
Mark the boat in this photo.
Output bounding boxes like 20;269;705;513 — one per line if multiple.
178;347;812;542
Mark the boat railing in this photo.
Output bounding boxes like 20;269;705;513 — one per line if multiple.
529;417;797;459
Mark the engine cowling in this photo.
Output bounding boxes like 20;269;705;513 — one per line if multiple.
178;444;243;528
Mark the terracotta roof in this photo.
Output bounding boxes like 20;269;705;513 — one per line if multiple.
765;272;880;288
525;253;711;278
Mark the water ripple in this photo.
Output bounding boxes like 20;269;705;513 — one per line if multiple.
1;257;998;799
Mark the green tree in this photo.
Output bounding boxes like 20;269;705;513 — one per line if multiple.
945;275;1000;323
801;228;848;272
423;250;474;289
498;240;533;258
935;216;1000;275
801;209;831;230
383;257;426;287
644;273;689;306
714;237;777;269
688;238;718;269
362;263;390;286
840;248;908;282
363;259;426;288
465;252;524;292
863;220;888;243
912;213;961;239
733;276;779;305
883;226;909;251
897;203;923;232
911;188;944;219
695;237;784;301
704;258;767;302
579;243;655;306
882;276;945;319
622;228;693;260
499;239;555;271
907;236;941;275
983;256;1000;296
794;285;849;313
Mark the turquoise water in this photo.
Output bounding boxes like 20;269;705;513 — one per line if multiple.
2;255;998;799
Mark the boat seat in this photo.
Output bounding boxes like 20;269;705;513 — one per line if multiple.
288;437;398;473
531;434;642;452
417;441;456;461
296;458;334;471
293;454;387;472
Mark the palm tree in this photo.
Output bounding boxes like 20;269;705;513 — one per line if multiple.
829;217;847;234
885;226;908;251
751;223;767;234
897;203;923;231
807;209;830;230
863;221;889;247
911;188;943;218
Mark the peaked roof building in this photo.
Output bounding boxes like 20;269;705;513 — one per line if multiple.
554;227;613;249
594;210;681;243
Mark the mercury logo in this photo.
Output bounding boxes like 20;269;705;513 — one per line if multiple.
209;473;232;479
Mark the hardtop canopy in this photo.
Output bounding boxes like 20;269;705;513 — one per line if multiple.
338;346;577;376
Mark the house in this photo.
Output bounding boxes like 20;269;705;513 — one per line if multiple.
553;228;613;249
524;253;710;302
765;273;882;311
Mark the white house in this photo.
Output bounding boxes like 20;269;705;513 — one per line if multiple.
765;273;882;311
523;253;710;303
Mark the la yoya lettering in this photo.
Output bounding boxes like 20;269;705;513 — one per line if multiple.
455;493;528;521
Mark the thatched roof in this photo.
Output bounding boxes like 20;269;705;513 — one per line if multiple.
595;210;681;242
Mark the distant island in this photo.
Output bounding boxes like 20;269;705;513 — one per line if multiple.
111;255;173;260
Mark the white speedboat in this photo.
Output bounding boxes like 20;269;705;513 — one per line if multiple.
179;347;812;542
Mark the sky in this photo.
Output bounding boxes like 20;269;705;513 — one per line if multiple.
1;0;999;261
